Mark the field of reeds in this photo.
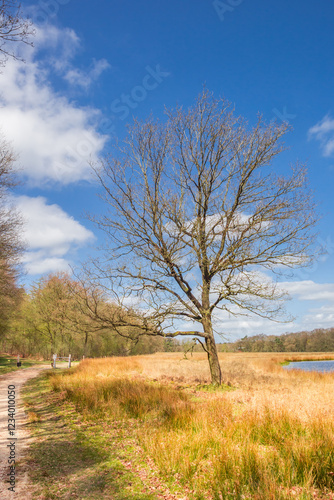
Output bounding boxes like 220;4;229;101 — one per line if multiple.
49;352;334;499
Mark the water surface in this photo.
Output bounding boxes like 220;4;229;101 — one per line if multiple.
284;360;334;372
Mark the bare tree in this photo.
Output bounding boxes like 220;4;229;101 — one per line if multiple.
0;133;22;259
0;0;34;64
89;90;317;385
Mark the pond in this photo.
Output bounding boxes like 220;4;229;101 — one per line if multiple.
283;360;334;373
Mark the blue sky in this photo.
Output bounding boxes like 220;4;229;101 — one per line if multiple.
2;0;334;339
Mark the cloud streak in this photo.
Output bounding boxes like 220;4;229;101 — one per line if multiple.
64;58;110;89
308;115;334;157
279;280;334;302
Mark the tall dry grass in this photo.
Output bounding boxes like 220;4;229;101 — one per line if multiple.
50;352;334;499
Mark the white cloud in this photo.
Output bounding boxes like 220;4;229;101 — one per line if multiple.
22;254;70;276
279;280;334;302
64;58;110;89
301;305;334;330
167;212;270;240
15;196;95;275
308;115;334;157
32;25;110;88
0;25;109;185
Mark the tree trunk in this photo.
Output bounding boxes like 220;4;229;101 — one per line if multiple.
205;336;222;385
83;331;89;357
202;316;222;385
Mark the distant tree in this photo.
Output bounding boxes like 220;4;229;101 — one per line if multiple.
274;337;285;352
89;90;317;385
0;134;24;336
0;264;23;337
225;328;334;353
26;273;102;357
164;338;180;352
9;272;161;359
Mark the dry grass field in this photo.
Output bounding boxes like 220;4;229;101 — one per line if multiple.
49;352;334;499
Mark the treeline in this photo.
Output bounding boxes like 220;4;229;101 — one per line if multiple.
1;273;164;359
227;329;334;353
2;271;225;360
163;330;334;354
3;272;334;359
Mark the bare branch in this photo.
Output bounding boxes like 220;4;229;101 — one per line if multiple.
0;1;35;64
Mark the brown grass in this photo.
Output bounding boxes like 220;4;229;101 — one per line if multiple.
50;352;334;499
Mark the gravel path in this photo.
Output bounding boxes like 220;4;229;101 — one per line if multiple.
0;365;50;499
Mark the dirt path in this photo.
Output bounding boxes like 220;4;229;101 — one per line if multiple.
0;365;49;499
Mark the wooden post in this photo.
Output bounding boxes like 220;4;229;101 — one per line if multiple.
68;354;71;368
17;355;21;367
53;354;57;369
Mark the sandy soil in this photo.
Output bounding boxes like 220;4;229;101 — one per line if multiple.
0;365;49;500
